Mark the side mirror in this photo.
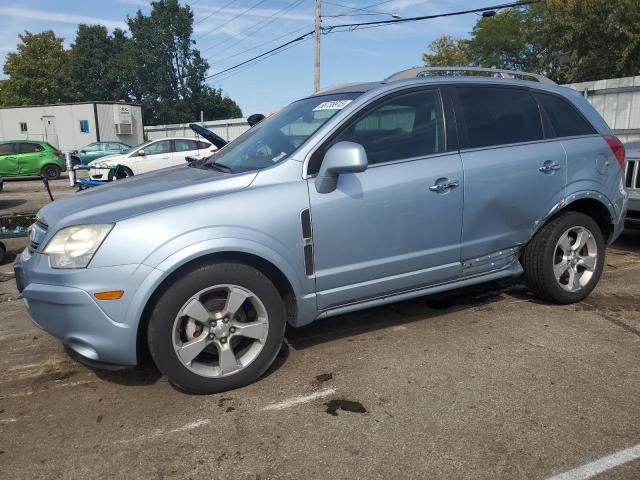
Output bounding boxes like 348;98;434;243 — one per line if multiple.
315;141;368;194
80;149;86;154
247;113;266;127
137;149;145;156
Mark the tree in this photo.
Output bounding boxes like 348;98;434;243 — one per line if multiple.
125;0;241;124
1;31;75;106
70;25;118;101
422;36;469;67
422;0;640;84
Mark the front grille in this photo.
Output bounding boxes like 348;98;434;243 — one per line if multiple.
626;159;639;190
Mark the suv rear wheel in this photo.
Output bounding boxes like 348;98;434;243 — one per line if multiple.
147;262;286;393
522;211;605;304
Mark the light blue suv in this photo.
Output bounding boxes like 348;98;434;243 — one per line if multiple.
15;68;628;393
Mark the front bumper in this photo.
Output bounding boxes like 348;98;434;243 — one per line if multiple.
90;168;110;181
14;249;156;366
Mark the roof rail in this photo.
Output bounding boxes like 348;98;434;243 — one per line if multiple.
385;66;556;85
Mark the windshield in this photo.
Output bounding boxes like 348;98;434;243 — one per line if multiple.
202;92;362;173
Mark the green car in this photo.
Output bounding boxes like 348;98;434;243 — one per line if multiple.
0;141;66;180
78;141;131;165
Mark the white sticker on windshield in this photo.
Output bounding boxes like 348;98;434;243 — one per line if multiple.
313;100;353;111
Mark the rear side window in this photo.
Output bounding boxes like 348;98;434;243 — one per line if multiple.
0;144;14;155
174;139;199;152
456;87;543;149
197;141;211;149
17;143;43;154
533;92;595;138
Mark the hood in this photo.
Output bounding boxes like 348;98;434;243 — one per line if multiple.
189;124;228;149
38;164;257;230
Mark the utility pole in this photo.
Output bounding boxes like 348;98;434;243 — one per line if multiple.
314;0;321;93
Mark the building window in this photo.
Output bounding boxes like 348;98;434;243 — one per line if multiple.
19;122;28;133
79;120;90;133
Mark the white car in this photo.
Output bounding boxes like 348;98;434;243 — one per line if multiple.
88;137;216;179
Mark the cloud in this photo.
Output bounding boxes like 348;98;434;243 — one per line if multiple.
0;6;127;30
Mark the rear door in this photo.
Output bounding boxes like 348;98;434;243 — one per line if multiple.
135;139;173;173
16;142;46;175
308;87;464;309
173;139;204;163
453;85;567;264
0;143;18;176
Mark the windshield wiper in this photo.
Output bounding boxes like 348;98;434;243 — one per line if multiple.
205;162;233;173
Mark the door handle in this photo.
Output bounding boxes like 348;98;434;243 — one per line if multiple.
429;179;460;193
539;161;562;173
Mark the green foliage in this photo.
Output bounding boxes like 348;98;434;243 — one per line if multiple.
422;0;640;83
422;36;469;67
1;31;75;106
0;0;242;124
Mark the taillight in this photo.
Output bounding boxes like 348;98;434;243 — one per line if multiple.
210;148;219;154
53;151;62;157
603;135;626;169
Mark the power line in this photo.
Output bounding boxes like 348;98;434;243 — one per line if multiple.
194;0;241;26
195;0;271;42
213;36;312;83
210;24;312;64
205;30;314;79
201;0;307;55
324;0;395;15
206;0;539;81
323;0;538;32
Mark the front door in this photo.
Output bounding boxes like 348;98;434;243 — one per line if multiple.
308;88;464;310
453;86;567;261
0;143;18;176
135;139;173;173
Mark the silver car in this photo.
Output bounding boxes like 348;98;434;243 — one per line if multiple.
624;144;640;226
14;68;627;393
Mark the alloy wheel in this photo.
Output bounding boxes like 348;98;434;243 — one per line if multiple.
172;284;269;378
553;226;598;293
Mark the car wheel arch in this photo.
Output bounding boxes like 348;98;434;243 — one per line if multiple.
536;195;615;244
135;250;298;366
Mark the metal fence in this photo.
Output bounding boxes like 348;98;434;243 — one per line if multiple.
144;118;250;142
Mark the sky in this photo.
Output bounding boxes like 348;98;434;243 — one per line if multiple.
0;0;481;115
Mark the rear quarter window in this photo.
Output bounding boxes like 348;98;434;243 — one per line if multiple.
456;86;543;149
0;144;14;155
533;92;595;138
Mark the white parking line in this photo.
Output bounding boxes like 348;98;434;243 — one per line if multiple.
546;443;640;480
261;388;336;411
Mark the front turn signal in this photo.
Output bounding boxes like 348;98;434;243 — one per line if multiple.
94;290;124;301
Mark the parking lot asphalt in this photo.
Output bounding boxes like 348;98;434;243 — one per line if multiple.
1;178;639;480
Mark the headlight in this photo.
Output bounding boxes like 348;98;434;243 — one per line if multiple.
44;224;113;269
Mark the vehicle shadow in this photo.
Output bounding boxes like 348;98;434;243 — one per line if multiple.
286;277;534;351
0;199;27;209
612;228;640;254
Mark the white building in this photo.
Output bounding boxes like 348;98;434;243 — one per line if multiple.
0;102;144;151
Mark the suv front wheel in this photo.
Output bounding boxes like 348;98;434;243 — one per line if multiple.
147;262;286;393
522;211;605;304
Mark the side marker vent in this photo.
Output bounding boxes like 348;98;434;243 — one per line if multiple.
300;209;314;276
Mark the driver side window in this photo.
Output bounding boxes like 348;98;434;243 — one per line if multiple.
145;140;171;155
330;89;445;166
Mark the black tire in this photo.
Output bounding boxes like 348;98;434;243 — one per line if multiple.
147;262;286;394
522;211;605;304
0;242;5;264
110;166;133;181
41;164;61;180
